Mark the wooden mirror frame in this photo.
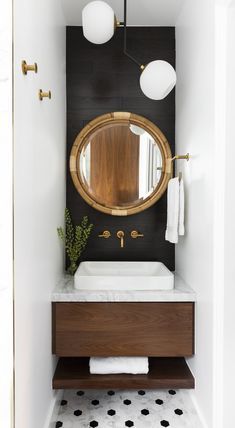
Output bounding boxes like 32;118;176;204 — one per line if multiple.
70;112;172;216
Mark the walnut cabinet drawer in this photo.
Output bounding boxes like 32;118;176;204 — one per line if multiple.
52;302;194;357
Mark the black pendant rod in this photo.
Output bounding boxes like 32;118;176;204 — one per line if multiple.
123;0;143;68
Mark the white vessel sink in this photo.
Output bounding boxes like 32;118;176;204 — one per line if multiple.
74;261;174;291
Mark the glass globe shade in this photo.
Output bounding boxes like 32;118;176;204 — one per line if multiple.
140;60;176;100
82;1;115;44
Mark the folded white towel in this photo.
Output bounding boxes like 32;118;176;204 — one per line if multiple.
165;177;180;243
89;357;149;374
178;178;185;236
165;177;185;243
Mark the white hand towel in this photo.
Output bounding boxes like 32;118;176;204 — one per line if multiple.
165;177;180;244
178;178;185;236
89;357;149;375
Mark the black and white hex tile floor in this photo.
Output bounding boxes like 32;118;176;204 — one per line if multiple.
55;389;202;428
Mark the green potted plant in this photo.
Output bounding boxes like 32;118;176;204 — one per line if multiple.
57;208;93;275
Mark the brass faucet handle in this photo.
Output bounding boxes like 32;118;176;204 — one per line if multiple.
98;230;111;239
131;230;144;239
117;230;124;248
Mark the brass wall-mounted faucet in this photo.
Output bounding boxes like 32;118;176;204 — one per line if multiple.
98;230;143;247
117;230;124;248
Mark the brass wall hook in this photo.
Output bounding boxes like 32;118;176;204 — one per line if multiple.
39;89;51;101
21;60;38;75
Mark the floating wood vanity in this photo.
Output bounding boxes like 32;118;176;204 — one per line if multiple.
52;276;196;390
52;302;194;357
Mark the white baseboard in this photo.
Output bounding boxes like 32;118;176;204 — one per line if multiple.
43;390;63;428
189;391;208;428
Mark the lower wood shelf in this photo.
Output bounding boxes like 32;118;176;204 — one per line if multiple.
53;357;195;390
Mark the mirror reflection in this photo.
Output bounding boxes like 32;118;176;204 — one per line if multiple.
79;122;163;207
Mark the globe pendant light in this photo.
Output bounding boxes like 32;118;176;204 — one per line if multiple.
82;1;115;44
82;0;176;100
140;60;177;100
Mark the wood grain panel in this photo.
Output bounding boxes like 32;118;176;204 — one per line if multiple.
52;302;194;357
90;125;139;206
52;357;195;389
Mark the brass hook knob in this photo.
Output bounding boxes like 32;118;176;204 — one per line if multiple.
39;89;51;101
131;230;144;239
21;60;38;75
98;230;111;239
117;230;124;248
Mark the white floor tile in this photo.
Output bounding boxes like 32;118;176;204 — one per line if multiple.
55;389;202;428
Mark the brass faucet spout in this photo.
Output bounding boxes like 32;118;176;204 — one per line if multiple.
117;230;124;248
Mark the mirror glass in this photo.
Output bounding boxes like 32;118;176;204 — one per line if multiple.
70;112;172;216
79;123;163;208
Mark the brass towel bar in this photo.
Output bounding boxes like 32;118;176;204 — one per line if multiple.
171;153;190;162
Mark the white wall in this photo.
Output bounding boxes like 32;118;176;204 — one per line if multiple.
175;1;215;426
0;1;13;428
61;0;184;26
14;1;66;427
222;1;235;425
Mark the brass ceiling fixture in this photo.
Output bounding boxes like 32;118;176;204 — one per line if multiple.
82;0;177;100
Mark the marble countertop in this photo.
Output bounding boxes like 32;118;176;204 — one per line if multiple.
52;274;196;302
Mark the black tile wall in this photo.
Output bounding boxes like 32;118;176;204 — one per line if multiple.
66;26;175;269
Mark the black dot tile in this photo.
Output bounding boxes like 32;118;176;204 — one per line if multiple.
58;389;191;427
123;399;132;405
174;408;183;415
77;390;84;396
125;421;134;427
160;421;170;427
90;421;98;427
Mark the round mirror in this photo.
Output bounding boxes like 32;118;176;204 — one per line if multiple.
70;112;172;216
